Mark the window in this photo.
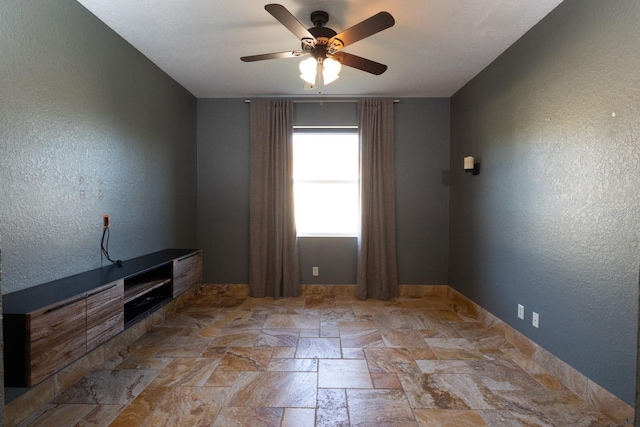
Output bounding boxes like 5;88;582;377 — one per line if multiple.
293;128;359;236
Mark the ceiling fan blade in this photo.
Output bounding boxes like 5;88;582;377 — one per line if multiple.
330;12;394;49
332;52;388;75
265;4;315;42
241;51;307;62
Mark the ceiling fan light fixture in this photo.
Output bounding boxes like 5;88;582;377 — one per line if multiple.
322;57;341;84
299;57;318;84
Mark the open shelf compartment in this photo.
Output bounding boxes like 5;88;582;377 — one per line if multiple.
123;262;172;326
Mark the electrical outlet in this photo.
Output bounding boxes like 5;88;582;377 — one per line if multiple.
103;214;110;229
532;312;540;328
312;267;319;276
517;304;524;320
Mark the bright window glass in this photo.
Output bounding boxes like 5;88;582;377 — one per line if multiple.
293;129;359;236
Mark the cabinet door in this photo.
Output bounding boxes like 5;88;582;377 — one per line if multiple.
87;280;124;351
172;251;203;298
29;297;87;386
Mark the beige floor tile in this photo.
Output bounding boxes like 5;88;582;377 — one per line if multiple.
160;311;220;329
16;404;97;427
419;323;462;339
493;389;619;427
281;407;316;427
255;328;299;347
320;324;340;337
217;347;273;371
74;404;124;427
316;388;349;427
426;337;490;360
212;407;283;427
476;410;523;426
154;343;209;358
424;309;465;322
132;327;182;347
411;348;438;360
318;359;373;388
109;386;170;427
321;309;356;322
398;373;504;410
144;386;227;426
271;346;296;358
371;372;403;389
346;389;417;426
264;314;319;329
414;409;488;426
365;347;421;374
150;358;218;388
225;371;317;407
15;293;622;427
205;369;241;387
380;328;431;349
342;347;365;359
267;358;318;372
296;337;342;358
374;314;433;330
201;345;228;361
339;327;385;348
115;346;173;370
299;328;320;337
210;331;259;347
53;369;159;405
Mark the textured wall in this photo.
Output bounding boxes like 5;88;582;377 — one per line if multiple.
449;0;639;404
197;99;251;284
197;98;450;285
0;0;198;294
395;99;450;284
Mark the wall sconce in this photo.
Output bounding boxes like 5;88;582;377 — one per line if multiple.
464;156;480;175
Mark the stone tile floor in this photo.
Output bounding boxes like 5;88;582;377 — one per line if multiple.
17;292;621;426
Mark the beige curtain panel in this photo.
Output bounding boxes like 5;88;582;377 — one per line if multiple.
356;98;399;301
249;99;300;298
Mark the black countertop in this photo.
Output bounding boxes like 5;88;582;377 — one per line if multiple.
3;249;198;314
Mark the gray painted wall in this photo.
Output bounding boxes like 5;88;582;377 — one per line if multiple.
449;0;639;404
197;99;251;284
0;0;198;294
197;98;450;285
396;99;450;284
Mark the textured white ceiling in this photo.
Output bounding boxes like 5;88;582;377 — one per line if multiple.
76;0;563;98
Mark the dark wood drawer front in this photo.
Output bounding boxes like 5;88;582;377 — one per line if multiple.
87;281;124;351
29;298;87;386
172;252;203;298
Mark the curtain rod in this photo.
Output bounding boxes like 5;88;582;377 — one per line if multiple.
244;99;400;103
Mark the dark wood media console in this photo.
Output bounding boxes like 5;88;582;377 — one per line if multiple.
3;249;202;388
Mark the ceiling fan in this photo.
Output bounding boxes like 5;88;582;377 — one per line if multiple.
240;4;395;86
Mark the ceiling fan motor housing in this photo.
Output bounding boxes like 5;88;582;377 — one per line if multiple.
310;10;329;27
304;12;341;55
